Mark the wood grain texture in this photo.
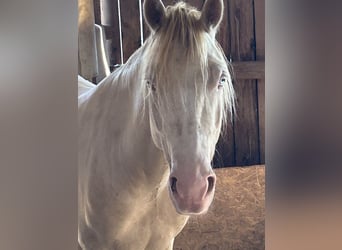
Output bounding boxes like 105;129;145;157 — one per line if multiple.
174;165;265;249
254;0;265;61
234;79;260;165
254;0;265;163
214;123;235;167
228;0;255;61
217;0;231;57
213;0;235;168
229;0;260;166
232;61;264;79
257;80;265;163
120;0;142;62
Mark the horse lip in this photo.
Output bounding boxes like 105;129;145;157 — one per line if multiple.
174;206;209;216
172;200;210;215
168;186;214;215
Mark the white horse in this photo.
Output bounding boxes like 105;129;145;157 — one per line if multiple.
78;0;235;249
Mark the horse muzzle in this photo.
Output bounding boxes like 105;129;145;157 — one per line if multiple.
168;169;216;215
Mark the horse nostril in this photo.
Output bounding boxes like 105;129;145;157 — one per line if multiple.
170;177;177;193
207;176;215;193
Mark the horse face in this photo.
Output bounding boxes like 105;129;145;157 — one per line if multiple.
144;0;232;215
149;63;229;215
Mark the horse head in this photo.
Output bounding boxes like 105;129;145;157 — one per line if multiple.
143;0;235;215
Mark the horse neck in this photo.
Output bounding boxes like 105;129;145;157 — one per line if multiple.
89;45;167;189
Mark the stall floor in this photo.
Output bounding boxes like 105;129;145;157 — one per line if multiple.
174;165;265;250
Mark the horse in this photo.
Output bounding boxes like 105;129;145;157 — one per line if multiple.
78;0;235;249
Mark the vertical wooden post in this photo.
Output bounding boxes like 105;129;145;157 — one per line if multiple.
214;0;235;167
254;0;265;164
120;0;142;62
228;0;260;166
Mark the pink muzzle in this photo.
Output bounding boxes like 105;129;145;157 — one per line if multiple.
168;168;216;215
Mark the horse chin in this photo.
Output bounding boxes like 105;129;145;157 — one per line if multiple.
169;188;215;216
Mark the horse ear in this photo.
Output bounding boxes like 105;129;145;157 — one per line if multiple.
144;0;166;31
200;0;224;32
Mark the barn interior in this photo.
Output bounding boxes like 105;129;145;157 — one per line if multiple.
78;0;265;249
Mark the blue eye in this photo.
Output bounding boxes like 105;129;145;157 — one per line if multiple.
218;77;226;89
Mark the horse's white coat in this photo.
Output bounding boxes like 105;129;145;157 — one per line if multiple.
78;0;234;249
78;75;95;96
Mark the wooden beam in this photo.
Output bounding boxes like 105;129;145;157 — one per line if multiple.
121;0;142;62
254;0;265;163
228;0;259;166
232;61;265;80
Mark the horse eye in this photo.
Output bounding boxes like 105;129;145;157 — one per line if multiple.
218;77;226;89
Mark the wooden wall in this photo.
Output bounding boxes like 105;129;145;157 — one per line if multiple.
93;0;265;167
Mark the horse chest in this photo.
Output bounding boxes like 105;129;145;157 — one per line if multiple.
102;184;188;249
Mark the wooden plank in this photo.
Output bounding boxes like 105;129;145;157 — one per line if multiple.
232;61;264;79
254;0;265;163
213;122;235;167
228;0;256;60
257;80;265;163
228;0;260;166
254;0;265;61
234;79;260;165
217;0;232;57
212;0;235;167
120;0;141;62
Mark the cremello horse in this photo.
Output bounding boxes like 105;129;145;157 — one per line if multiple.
78;0;235;249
